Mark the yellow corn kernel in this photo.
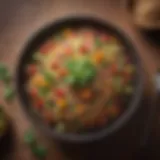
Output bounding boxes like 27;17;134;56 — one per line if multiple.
32;74;49;87
57;99;67;109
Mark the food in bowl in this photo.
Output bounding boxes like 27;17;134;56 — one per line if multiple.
25;28;135;133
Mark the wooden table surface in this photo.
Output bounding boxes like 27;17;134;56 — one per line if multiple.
0;0;160;159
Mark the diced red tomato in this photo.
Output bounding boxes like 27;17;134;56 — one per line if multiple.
55;89;65;97
29;88;38;98
109;64;118;74
26;64;37;76
51;62;59;70
100;34;110;42
39;40;54;54
42;110;54;124
80;88;92;100
35;98;44;110
84;31;94;38
58;69;68;77
79;45;88;54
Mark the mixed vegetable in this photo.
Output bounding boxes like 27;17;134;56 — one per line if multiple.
26;28;135;133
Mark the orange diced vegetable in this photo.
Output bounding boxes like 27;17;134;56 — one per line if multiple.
57;99;67;110
32;74;48;87
93;51;104;64
58;69;68;77
80;45;88;54
80;89;92;100
51;62;59;70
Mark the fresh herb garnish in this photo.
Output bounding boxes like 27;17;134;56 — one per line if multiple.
65;58;96;88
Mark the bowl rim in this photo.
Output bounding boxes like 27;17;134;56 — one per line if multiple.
16;16;144;143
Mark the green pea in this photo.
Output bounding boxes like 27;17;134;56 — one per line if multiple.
4;87;15;101
32;145;47;159
24;130;36;145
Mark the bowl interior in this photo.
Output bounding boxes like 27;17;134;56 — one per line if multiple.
16;17;143;142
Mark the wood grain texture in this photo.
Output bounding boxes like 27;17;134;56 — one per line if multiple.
0;0;159;159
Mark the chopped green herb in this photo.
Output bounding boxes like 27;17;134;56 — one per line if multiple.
24;130;36;145
38;87;50;97
4;87;15;101
65;58;96;87
42;71;54;84
32;145;47;159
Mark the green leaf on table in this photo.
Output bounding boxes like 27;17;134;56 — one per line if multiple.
32;145;47;159
0;63;11;84
4;87;15;101
24;129;36;145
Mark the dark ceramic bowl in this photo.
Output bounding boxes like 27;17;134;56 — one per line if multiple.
16;16;143;143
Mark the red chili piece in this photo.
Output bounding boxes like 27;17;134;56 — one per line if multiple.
80;45;88;53
29;88;38;98
35;98;44;110
55;89;65;97
27;64;37;76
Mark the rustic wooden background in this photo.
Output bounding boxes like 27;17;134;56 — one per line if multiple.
0;0;160;159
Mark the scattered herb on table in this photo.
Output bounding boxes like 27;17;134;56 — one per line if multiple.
4;87;15;101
